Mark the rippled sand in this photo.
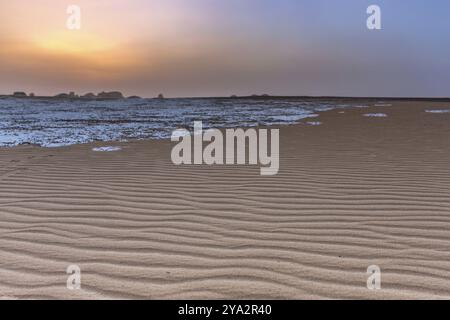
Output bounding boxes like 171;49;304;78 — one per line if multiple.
1;101;450;299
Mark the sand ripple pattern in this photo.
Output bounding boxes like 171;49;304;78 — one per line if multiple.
1;102;450;299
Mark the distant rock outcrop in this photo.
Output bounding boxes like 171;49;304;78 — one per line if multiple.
82;93;96;99
127;95;142;99
156;94;165;99
13;92;27;98
54;93;70;99
98;91;124;100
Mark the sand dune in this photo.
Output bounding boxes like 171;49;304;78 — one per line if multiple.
1;101;450;299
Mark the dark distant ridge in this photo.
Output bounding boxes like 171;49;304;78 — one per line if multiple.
12;91;27;98
1;91;135;101
198;95;450;102
166;95;450;103
97;91;124;99
1;92;449;102
237;95;450;101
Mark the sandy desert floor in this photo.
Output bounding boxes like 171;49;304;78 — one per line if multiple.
1;101;450;299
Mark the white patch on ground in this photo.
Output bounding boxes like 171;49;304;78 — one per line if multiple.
171;130;191;139
307;122;323;126
374;104;392;107
92;146;122;152
425;109;450;114
364;113;388;118
270;113;319;124
354;105;370;108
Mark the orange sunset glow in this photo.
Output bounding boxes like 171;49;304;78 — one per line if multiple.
0;0;214;96
1;0;450;97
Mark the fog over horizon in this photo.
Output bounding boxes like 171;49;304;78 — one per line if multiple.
1;0;450;98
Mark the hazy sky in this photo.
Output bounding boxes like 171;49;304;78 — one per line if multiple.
1;0;449;97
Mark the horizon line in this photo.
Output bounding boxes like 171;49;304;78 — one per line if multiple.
1;92;450;101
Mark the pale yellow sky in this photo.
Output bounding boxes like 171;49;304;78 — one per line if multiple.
0;1;226;96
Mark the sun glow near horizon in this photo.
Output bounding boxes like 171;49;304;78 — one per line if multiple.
1;0;450;97
32;31;116;56
3;29;143;83
0;1;167;94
